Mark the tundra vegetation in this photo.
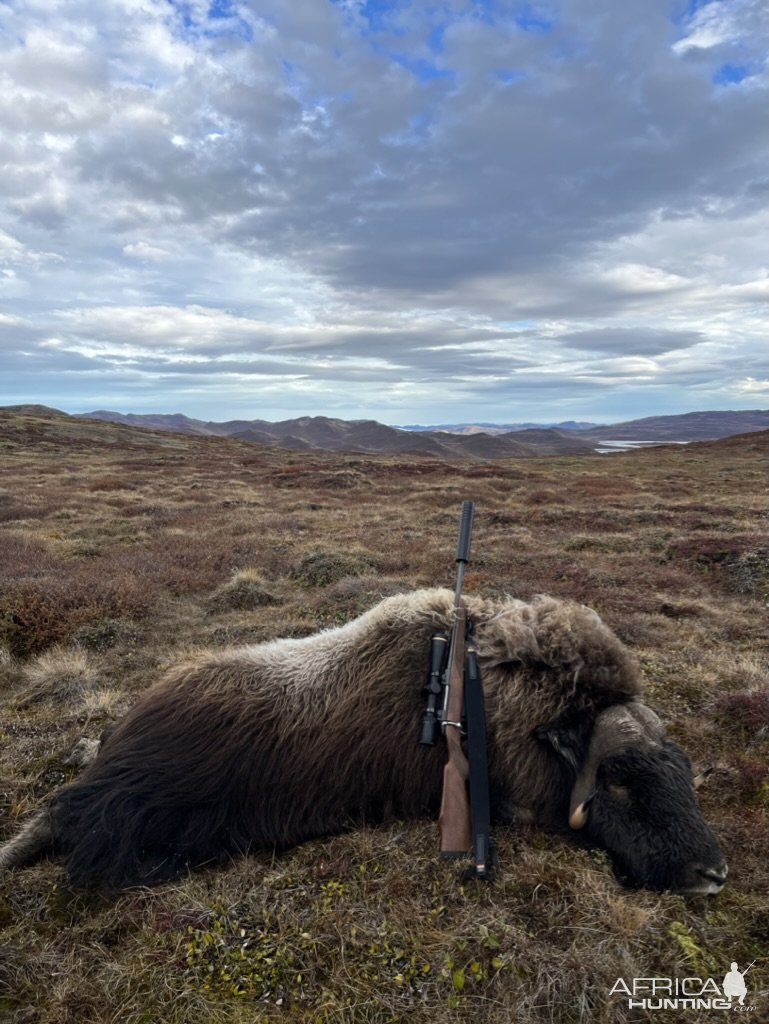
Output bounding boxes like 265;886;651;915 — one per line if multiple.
0;407;766;1024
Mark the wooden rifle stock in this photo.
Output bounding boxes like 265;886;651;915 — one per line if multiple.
438;605;472;857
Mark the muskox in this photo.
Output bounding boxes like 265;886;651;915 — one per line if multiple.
0;589;727;893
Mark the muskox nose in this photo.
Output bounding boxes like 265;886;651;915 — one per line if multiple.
684;861;728;894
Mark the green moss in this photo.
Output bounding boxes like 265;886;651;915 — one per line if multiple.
667;921;718;974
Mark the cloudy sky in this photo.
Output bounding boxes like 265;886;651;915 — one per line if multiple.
0;0;766;424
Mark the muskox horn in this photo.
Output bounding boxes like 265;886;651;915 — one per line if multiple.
569;797;593;830
568;703;664;830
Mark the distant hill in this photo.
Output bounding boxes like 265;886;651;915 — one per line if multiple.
578;410;769;441
79;408;769;454
2;404;67;418
83;410;216;435
79;410;597;458
400;420;598;434
400;410;768;440
3;407;763;459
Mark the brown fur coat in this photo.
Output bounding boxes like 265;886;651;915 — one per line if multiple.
2;589;642;886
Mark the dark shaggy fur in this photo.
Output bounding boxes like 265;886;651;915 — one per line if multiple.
583;745;725;891
0;589;725;891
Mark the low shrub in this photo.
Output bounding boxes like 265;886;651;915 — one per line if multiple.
208;569;283;612
84;477;132;492
0;571;151;657
111;534;263;596
72;617;141;652
325;575;406;614
714;689;769;735
291;551;377;588
17;646;102;708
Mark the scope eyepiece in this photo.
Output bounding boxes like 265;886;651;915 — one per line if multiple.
419;711;439;746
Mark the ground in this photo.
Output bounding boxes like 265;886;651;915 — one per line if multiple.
0;408;766;1024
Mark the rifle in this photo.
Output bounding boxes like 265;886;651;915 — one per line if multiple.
420;501;495;879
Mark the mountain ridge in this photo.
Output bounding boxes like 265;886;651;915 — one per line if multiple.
80;408;768;452
3;406;765;459
399;420;599;434
78;410;597;457
399;410;768;440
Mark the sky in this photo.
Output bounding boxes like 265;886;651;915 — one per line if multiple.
0;0;766;425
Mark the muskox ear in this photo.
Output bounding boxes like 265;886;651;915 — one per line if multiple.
535;707;592;773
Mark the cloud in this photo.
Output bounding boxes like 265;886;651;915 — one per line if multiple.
672;0;766;54
557;328;704;355
122;241;171;261
0;0;765;421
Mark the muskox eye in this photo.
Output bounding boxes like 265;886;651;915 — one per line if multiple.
607;783;630;802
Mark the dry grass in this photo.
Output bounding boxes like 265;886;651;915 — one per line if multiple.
15;647;102;709
0;410;766;1023
208;569;284;613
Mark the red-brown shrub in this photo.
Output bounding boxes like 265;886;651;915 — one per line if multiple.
0;569;152;657
108;533;263;595
714;689;769;734
84;477;132;492
0;532;57;575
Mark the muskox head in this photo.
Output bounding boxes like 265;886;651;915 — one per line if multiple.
539;703;727;893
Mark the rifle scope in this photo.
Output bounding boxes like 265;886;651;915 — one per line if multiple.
419;632;448;745
420;501;474;746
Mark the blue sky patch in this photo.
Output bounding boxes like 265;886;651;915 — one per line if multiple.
167;1;254;42
495;69;527;84
427;23;446;54
208;0;234;18
713;63;752;85
514;3;555;33
355;0;409;34
671;0;715;25
393;52;455;81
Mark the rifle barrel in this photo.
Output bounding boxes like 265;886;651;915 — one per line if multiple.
453;501;474;605
442;502;474;734
456;500;474;564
